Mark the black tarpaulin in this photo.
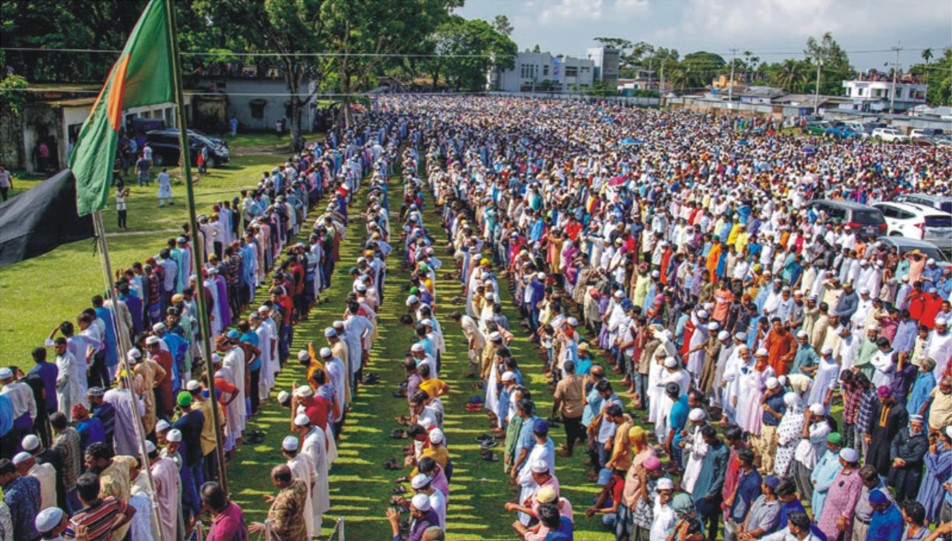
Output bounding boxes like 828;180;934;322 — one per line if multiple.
0;170;95;267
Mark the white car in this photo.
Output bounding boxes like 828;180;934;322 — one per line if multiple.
873;201;952;250
871;127;908;143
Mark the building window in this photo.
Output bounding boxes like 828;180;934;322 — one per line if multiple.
543;66;549;76
565;66;578;78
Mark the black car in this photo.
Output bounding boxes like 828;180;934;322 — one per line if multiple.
806;199;887;238
145;129;230;168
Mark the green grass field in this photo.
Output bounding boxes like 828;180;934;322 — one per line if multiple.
0;133;300;365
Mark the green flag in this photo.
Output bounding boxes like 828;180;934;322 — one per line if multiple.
69;0;174;216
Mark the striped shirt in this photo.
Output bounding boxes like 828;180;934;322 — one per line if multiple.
65;496;127;541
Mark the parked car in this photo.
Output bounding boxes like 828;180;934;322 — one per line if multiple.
893;193;952;214
825;124;860;139
875;237;951;270
804;121;832;135
806;200;888;238
871;201;952;251
870;127;908;143
910;128;945;140
146;129;230;168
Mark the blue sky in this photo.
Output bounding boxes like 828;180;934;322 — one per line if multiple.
456;0;951;70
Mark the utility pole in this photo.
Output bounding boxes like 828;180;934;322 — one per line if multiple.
728;48;737;104
890;42;902;114
813;54;823;116
659;63;665;109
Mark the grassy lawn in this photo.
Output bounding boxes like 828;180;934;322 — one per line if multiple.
0;132;301;367
226;171;613;540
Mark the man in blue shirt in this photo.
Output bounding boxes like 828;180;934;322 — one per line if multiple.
665;384;690;471
692;425;729;541
27;347;58;445
867;489;903;541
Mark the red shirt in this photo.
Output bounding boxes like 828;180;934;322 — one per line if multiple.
65;496;128;541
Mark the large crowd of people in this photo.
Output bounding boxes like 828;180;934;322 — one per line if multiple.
383;96;951;541
2;94;952;541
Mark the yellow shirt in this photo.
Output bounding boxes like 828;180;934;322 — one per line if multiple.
419;378;448;399
331;341;350;403
197;397;225;456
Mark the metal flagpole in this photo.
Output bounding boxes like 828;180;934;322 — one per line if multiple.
92;210;167;541
164;0;229;493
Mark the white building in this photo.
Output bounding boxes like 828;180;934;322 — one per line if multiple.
586;47;620;88
490;51;594;93
842;79;927;112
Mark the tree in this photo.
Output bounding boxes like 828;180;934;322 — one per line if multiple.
804;32;852;95
492;14;513;37
921;48;933;64
424;16;516;92
679;51;726;91
593;37;633;51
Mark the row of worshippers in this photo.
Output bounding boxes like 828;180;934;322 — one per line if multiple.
0;121;402;541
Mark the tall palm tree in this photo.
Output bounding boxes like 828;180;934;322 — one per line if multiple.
922;48;934;64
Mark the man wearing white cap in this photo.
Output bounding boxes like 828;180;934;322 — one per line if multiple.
130;347;164;435
924;318;951;377
386;492;440;541
251;311;275;401
282;435;317;538
13;451;56;510
808;346;841;414
0;367;37;446
326;327;351;403
34;505;68;540
408;473;446;530
295;413;330;531
146;438;179;539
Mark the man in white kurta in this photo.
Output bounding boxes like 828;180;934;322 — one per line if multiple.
148;441;180;539
296;414;330;533
221;341;246;433
52;339;83;422
283;436;318;538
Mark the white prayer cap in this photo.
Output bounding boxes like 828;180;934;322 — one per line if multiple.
156;419;171;433
734;332;747;341
146;336;161;345
320;347;332;358
657;478;675;490
293;413;311;427
765;377;779;389
718;330;730;341
21;434;40;452
211;353;222;364
778;375;788;386
324;327;337;338
501;371;516;382
783;392;799;407
410;343;425;352
822;345;834;354
127;348;142;359
566;317;579;327
420;319;433;327
186;380;201;392
12;451;31;465
489;332;502;342
411;474;432;489
405;295;419;306
530;460;549;473
429;429;444;445
537;272;547;280
258;305;270;313
809;403;825;415
936;318;948;327
34;507;65;534
293;385;313;398
356;282;367;292
0;367;11;379
145;440;157;454
688;408;706;422
277;391;291;404
839;448;859;463
297;350;310;361
664;357;678;368
411;493;431;512
796;330;808;338
755;348;769;357
707;322;719;331
282;436;299;452
152;322;166;332
697;310;709;319
167;429;183;442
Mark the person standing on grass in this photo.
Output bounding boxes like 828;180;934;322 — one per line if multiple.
135;153;151;187
0;164;13;201
115;183;130;230
157;168;173;207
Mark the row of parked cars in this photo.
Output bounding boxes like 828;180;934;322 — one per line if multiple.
807;194;952;267
803;121;950;147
